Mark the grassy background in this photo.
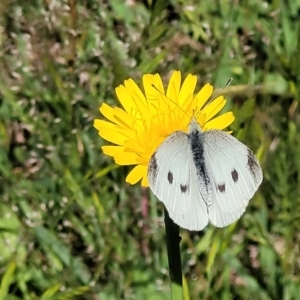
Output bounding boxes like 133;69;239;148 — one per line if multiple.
0;0;300;299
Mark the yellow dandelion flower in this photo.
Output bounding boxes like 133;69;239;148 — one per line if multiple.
93;71;235;187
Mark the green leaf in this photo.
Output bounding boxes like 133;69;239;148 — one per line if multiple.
0;261;16;298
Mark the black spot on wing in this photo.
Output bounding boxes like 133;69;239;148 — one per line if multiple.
231;169;238;182
167;171;173;184
180;184;189;193
217;183;226;193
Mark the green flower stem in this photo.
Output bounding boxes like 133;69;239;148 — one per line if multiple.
164;206;183;299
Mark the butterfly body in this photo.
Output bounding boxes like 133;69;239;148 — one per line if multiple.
188;120;212;207
147;118;263;231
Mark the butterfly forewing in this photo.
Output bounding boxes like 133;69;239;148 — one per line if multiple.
148;131;194;215
203;130;263;227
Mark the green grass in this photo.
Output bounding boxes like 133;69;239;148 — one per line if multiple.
1;0;300;299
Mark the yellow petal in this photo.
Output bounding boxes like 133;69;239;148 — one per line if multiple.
166;70;181;100
114;152;138;165
125;78;147;106
141;174;149;187
143;74;164;104
202;96;226;121
98;128;127;145
194;84;213;110
94;119;117;131
129;91;150;122
126;165;147;185
99;122;138;143
113;107;135;128
100;103;117;122
178;73;197;105
115;84;135;115
144;75;173;119
102;145;125;156
181;94;195;119
152;74;165;93
124;140;146;154
205;112;235;130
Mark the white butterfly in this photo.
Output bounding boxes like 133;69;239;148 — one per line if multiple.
147;118;263;231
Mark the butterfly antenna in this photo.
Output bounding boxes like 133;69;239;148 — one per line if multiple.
150;83;190;119
149;78;233;125
223;78;233;89
205;78;233;107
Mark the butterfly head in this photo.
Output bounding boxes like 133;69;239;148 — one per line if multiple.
188;113;203;134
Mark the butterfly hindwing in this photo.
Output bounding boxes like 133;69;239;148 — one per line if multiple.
168;167;209;230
